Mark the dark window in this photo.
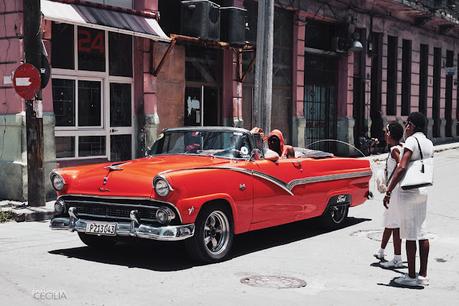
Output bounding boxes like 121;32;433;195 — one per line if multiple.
111;134;132;161
386;36;398;116
110;83;132;127
370;32;383;141
51;23;74;69
401;39;412;116
79;136;106;157
433;47;441;137
158;0;181;35
52;79;75;126
185;46;221;84
419;44;428;115
445;50;454;137
109;32;132;77
78;27;105;72
78;80;101;126
55;136;75;158
304;20;335;51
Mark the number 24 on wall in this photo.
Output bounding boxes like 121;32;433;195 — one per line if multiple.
78;29;105;54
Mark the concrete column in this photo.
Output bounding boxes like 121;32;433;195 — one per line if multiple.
292;12;305;147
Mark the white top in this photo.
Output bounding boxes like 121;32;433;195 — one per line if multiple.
386;145;402;182
403;132;434;161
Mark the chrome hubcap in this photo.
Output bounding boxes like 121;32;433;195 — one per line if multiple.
203;211;230;255
330;205;347;224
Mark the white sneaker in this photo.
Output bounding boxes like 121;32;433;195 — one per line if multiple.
417;275;430;286
374;249;385;260
394;274;419;287
381;258;403;268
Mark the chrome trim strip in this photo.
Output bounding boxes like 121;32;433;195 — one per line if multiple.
159;167;372;195
286;170;373;190
64;200;160;210
153;174;174;192
159;166;294;195
58;195;183;223
50;217;195;241
76;213;157;223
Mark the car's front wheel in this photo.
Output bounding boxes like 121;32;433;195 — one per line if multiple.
77;232;117;249
185;205;234;263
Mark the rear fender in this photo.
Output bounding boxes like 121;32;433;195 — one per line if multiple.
176;193;242;233
322;191;352;215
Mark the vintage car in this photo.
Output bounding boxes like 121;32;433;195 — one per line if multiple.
50;127;372;262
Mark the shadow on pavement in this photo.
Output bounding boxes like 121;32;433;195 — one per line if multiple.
369;262;406;275
377;277;424;290
48;216;370;272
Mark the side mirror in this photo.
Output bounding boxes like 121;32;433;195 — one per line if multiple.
264;149;280;162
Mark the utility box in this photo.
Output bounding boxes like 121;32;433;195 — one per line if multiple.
220;7;247;47
181;0;220;41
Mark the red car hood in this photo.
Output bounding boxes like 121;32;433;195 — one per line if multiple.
58;155;229;198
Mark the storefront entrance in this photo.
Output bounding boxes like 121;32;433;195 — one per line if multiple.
304;53;338;152
184;85;220;126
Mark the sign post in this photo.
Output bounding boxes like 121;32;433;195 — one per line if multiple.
22;0;45;207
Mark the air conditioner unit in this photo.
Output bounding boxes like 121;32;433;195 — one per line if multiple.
220;7;247;47
181;0;220;41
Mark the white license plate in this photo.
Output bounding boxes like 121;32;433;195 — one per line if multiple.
85;222;116;236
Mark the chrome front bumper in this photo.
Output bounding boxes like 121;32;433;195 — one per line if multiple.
50;207;194;241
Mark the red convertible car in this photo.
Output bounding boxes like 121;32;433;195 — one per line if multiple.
50;127;372;262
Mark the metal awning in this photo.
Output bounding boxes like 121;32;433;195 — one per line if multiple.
41;0;170;42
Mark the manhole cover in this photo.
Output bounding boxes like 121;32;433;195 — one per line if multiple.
240;275;307;289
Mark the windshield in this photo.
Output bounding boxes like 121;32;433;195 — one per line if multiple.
149;130;252;159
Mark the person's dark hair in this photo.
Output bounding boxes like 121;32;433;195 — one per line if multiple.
387;122;404;142
407;112;427;133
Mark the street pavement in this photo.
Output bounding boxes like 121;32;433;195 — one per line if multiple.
0;149;458;306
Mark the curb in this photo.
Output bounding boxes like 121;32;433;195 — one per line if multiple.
0;201;54;223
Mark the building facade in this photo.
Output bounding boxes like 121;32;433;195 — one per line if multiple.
1;0;459;201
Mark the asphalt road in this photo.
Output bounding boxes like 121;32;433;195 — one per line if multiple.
1;149;459;306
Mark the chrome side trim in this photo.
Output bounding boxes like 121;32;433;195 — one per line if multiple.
286;170;373;190
159;167;372;196
159;166;294;195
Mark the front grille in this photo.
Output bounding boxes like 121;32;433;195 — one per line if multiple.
73;205;157;221
60;195;178;225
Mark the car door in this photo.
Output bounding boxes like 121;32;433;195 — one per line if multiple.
248;157;306;228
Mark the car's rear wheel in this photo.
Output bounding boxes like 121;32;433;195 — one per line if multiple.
321;204;349;228
77;232;117;249
185;205;233;263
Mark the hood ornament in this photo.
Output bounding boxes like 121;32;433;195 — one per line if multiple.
99;163;124;191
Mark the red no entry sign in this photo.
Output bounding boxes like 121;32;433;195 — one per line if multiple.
13;63;41;100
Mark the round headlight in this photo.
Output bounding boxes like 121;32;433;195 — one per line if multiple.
54;199;66;215
156;207;175;225
51;173;65;191
154;178;170;197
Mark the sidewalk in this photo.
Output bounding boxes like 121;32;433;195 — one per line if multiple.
1;141;459;223
0;200;54;223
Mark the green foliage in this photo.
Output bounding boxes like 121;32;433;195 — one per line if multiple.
0;211;13;223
